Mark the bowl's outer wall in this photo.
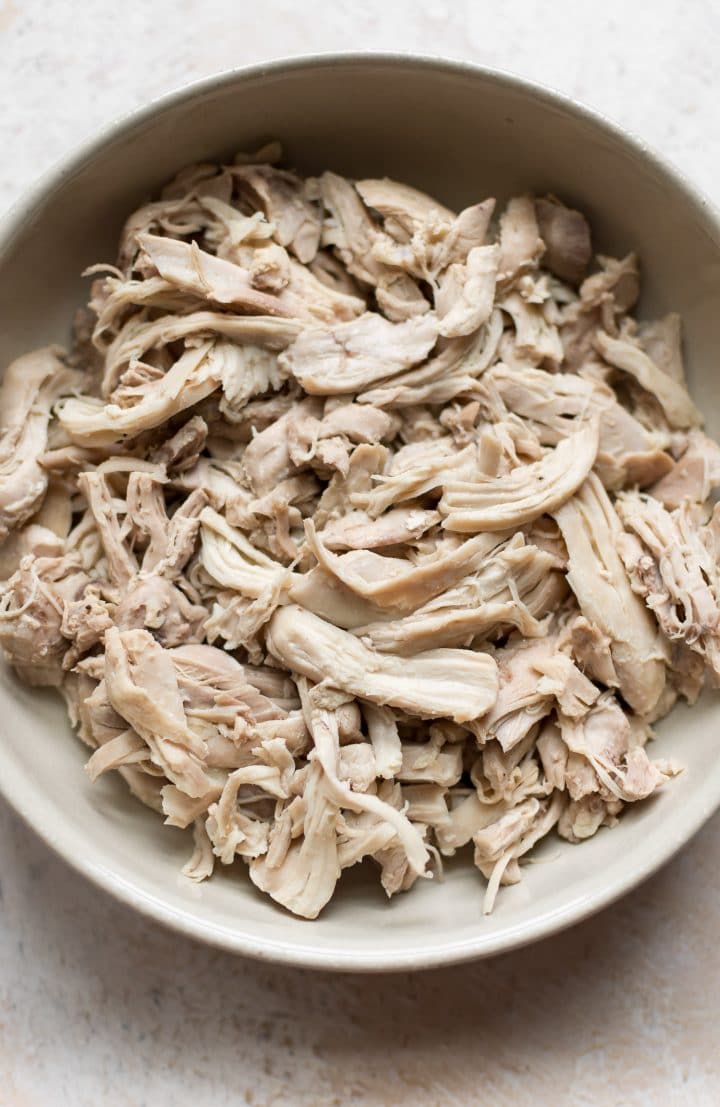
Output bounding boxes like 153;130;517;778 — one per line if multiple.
2;57;720;969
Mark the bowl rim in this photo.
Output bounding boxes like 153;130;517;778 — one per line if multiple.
2;50;720;972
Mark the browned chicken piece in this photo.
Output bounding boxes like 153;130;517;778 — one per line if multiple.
534;196;592;285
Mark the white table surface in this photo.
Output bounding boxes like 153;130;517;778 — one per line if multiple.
1;1;719;1103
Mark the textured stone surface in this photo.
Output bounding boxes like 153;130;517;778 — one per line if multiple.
1;1;720;1103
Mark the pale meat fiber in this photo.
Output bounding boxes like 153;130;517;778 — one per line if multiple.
1;147;716;921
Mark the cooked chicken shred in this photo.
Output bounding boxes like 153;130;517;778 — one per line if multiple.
0;149;709;918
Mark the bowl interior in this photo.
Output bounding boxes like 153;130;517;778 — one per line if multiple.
2;56;720;969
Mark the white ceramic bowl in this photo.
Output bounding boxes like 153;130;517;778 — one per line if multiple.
2;54;720;971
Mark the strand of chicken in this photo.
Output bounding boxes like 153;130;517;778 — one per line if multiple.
3;145;712;920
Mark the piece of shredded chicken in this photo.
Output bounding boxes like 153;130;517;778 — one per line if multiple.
0;148;708;919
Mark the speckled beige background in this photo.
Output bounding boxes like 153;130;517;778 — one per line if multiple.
1;1;719;1104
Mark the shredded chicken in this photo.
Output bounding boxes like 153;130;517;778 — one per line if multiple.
0;148;709;919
